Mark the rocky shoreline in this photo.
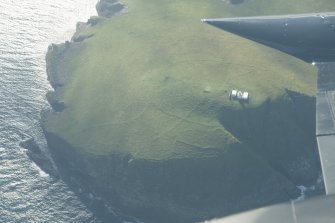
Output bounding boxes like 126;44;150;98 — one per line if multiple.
45;0;124;112
40;1;324;222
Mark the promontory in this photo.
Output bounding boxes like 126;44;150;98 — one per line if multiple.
42;0;335;222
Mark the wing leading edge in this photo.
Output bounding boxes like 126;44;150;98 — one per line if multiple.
202;12;335;222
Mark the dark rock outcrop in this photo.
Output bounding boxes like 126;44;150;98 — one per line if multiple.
96;0;125;18
20;137;58;177
71;22;94;42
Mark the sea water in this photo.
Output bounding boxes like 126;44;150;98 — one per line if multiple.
0;0;111;222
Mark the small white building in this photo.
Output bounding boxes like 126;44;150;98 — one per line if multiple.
229;89;249;102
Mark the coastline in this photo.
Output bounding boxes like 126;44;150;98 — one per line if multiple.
45;0;124;112
41;0;324;222
41;1;129;221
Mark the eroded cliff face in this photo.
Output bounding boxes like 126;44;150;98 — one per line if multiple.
42;86;321;222
41;0;323;222
43;127;301;223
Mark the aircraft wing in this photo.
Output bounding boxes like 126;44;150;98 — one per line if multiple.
203;194;335;223
202;12;335;222
316;62;335;195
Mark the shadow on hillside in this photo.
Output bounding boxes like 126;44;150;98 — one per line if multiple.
217;89;323;190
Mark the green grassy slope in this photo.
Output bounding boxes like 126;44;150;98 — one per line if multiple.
46;0;335;159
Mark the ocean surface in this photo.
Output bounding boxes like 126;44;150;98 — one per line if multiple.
0;0;121;222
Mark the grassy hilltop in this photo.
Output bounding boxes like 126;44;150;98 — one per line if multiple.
45;0;335;159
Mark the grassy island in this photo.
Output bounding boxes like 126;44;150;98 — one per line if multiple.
45;0;330;158
44;0;335;222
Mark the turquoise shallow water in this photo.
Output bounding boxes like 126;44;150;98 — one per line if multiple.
0;1;113;222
